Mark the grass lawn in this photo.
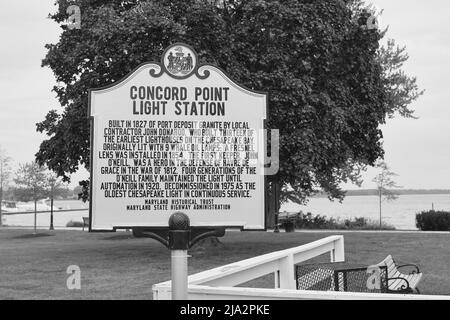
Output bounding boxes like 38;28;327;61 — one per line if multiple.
0;228;449;299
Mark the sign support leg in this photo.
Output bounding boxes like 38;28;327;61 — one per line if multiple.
168;212;191;300
171;249;188;300
133;211;225;300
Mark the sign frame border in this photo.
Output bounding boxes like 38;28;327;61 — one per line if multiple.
88;43;270;233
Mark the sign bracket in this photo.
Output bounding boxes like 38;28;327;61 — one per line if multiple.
132;220;225;250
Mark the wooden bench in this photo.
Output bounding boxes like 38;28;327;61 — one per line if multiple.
377;255;423;294
82;217;90;231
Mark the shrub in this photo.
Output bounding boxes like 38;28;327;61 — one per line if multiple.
416;210;450;231
278;211;395;230
340;217;395;230
294;212;334;229
66;220;84;228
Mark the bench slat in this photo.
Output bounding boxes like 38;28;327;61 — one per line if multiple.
378;255;424;292
387;266;398;278
405;274;422;289
406;275;416;288
378;257;400;279
379;256;397;274
390;278;407;290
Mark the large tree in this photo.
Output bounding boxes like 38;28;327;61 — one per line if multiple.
37;0;422;205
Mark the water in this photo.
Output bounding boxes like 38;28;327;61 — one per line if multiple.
280;194;450;230
3;195;449;230
53;199;89;210
2;200;89;228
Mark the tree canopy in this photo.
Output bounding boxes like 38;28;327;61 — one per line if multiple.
13;163;68;202
372;161;401;201
37;0;423;203
0;146;13;226
14;162;48;202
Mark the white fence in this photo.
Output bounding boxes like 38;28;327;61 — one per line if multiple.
153;235;450;300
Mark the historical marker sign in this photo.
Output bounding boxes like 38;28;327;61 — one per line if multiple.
89;43;267;231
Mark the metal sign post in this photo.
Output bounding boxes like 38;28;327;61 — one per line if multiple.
171;249;188;300
88;42;266;299
168;212;190;300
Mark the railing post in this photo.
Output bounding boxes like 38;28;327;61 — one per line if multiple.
279;253;296;289
274;270;280;288
330;236;345;263
153;285;172;300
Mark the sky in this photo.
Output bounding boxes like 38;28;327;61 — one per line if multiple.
0;1;449;189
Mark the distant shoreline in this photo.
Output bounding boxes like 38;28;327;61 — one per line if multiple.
313;189;450;197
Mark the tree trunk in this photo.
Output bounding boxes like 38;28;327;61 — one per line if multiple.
50;191;54;231
0;163;3;227
0;186;3;227
379;189;382;229
267;180;281;232
34;199;37;234
274;181;281;232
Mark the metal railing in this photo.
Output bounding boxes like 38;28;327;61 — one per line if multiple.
153;235;345;299
152;235;450;300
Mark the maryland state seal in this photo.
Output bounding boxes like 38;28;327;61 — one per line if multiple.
163;43;197;78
